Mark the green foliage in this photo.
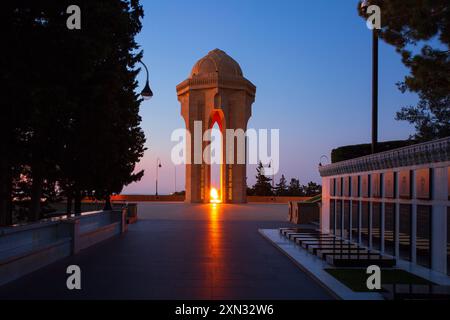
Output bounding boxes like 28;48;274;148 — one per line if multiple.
395;47;450;140
331;140;414;163
274;174;288;196
1;1;146;223
302;181;322;197
251;162;273;196
247;169;322;197
358;0;450;141
288;178;302;196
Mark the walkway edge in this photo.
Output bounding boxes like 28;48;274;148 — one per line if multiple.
258;229;384;300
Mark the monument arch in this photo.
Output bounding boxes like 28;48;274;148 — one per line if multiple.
176;49;256;203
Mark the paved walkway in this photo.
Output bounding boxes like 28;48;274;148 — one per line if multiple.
0;203;332;299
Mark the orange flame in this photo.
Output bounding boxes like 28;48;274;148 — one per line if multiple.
210;187;221;204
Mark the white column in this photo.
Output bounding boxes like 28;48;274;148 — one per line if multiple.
321;177;330;234
431;166;448;273
411;170;417;263
395;203;400;258
381;201;385;253
394;171;400;258
369;201;373;249
358;200;362;244
349;199;353;242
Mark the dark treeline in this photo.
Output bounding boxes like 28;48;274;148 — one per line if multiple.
0;1;146;225
247;162;321;197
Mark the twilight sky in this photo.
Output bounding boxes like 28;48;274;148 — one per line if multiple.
123;0;417;195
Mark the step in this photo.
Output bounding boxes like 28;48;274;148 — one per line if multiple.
326;255;396;268
382;284;450;300
300;240;351;249
310;246;366;255
288;234;334;241
317;250;374;259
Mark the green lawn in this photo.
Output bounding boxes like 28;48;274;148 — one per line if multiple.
325;268;434;292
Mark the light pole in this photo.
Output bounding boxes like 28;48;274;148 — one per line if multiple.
138;60;153;100
156;158;162;196
361;0;379;154
270;161;275;189
174;165;177;194
371;26;379;154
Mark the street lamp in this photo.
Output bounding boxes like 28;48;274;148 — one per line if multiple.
156;158;162;196
319;155;329;167
174;165;177;194
361;0;379;154
139;60;153;100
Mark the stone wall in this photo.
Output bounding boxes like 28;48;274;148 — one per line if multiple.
109;195;311;204
0;210;127;286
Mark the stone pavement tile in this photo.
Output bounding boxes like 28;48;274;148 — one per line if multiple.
0;203;332;300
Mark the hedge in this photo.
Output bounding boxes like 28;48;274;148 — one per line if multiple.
331;140;415;163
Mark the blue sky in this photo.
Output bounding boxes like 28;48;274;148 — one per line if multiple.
123;0;418;195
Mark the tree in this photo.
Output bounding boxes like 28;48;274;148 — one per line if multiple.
358;0;450;141
288;178;302;196
252;162;273;196
302;181;322;197
274;174;288;196
57;0;146;214
1;1;146;223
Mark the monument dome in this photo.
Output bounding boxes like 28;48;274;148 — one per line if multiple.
190;49;243;78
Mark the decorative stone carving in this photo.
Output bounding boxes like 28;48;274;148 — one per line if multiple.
399;170;412;199
176;49;256;203
384;171;395;198
319;137;450;177
371;173;381;198
416;168;431;200
351;175;359;197
361;174;370;198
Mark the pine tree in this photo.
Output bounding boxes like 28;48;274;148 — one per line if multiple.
288;178;302;196
252;162;273;196
302;181;322;197
58;0;146;213
274;174;288;196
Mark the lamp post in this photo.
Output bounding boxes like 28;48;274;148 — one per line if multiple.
156;158;162;196
138;60;153;100
361;0;379;154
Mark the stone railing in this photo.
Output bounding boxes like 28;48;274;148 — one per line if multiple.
0;210;127;286
319;137;450;177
